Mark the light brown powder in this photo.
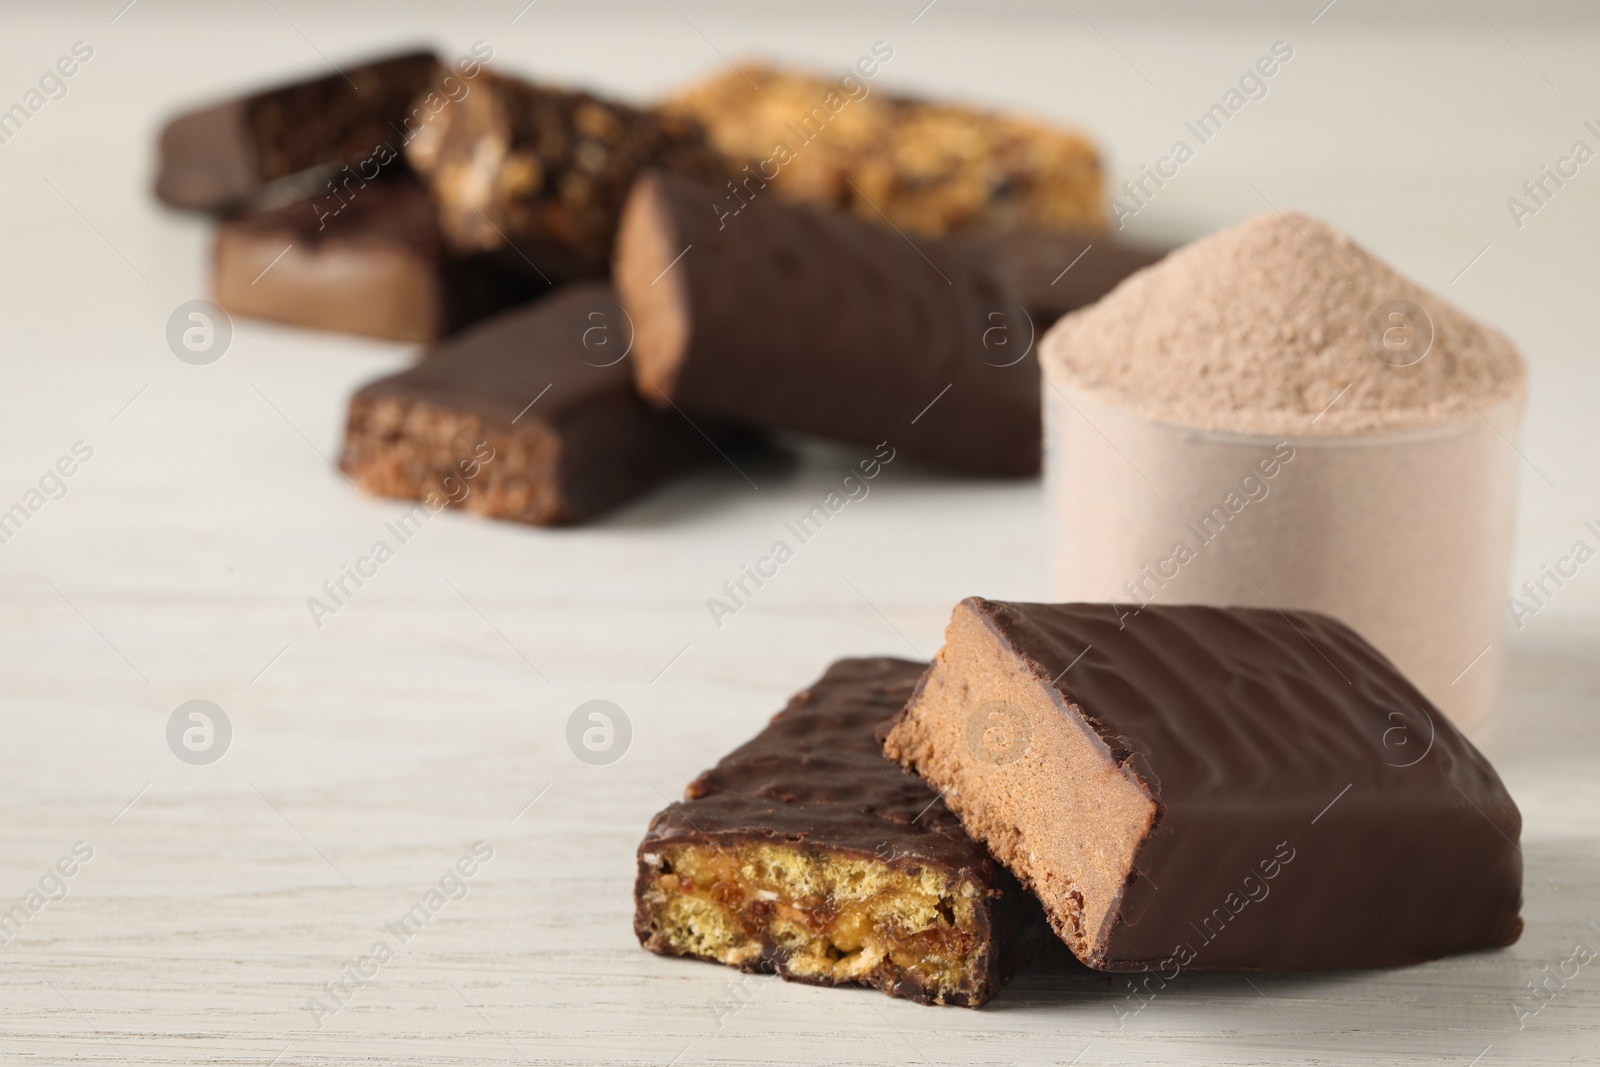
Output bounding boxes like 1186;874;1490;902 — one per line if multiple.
1044;211;1526;435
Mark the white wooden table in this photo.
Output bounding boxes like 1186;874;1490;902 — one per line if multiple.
2;3;1597;1063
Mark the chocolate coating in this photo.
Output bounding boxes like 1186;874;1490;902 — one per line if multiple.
676;659;996;868
155;50;438;211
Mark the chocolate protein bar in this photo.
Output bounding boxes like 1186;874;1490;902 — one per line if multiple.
214;176;544;342
635;657;1045;1007
881;598;1523;971
404;71;728;282
339;284;726;525
663;63;1105;237
155;50;439;211
614;172;1040;476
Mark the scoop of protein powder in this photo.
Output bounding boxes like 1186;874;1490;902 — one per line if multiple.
1041;210;1527;733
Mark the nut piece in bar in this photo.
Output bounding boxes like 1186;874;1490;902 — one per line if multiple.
635;657;1045;1007
614;172;1040;476
881;598;1524;971
663;64;1105;236
404;71;728;282
339;284;727;525
154;50;440;212
214;176;545;342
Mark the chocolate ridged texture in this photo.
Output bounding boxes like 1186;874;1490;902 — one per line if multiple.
615;172;1041;476
214;175;546;341
885;598;1523;971
155;50;439;212
338;284;729;524
673;660;988;866
635;657;1046;1007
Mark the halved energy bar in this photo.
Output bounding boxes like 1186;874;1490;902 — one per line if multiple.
338;284;727;525
154;50;439;211
214;176;544;342
881;598;1524;971
635;657;1044;1007
614;172;1040;476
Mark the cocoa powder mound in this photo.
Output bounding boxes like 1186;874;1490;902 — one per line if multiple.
1043;211;1526;435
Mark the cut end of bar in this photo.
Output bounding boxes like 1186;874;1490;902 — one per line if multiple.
614;174;691;407
635;840;998;1006
881;598;1156;968
339;393;573;525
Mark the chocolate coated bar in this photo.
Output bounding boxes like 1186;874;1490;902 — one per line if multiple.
155;50;439;211
405;71;727;281
214;176;543;342
881;598;1523;971
635;657;1044;1007
614;172;1040;476
339;284;724;524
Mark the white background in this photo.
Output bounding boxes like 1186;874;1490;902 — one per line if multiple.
1;2;1596;1063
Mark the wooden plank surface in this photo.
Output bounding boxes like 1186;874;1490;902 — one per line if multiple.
2;3;1598;1064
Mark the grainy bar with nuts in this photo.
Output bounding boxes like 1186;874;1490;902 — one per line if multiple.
664;63;1105;237
405;71;729;282
635;657;1046;1008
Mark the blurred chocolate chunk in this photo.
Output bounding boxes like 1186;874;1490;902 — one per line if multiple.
155;50;439;211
